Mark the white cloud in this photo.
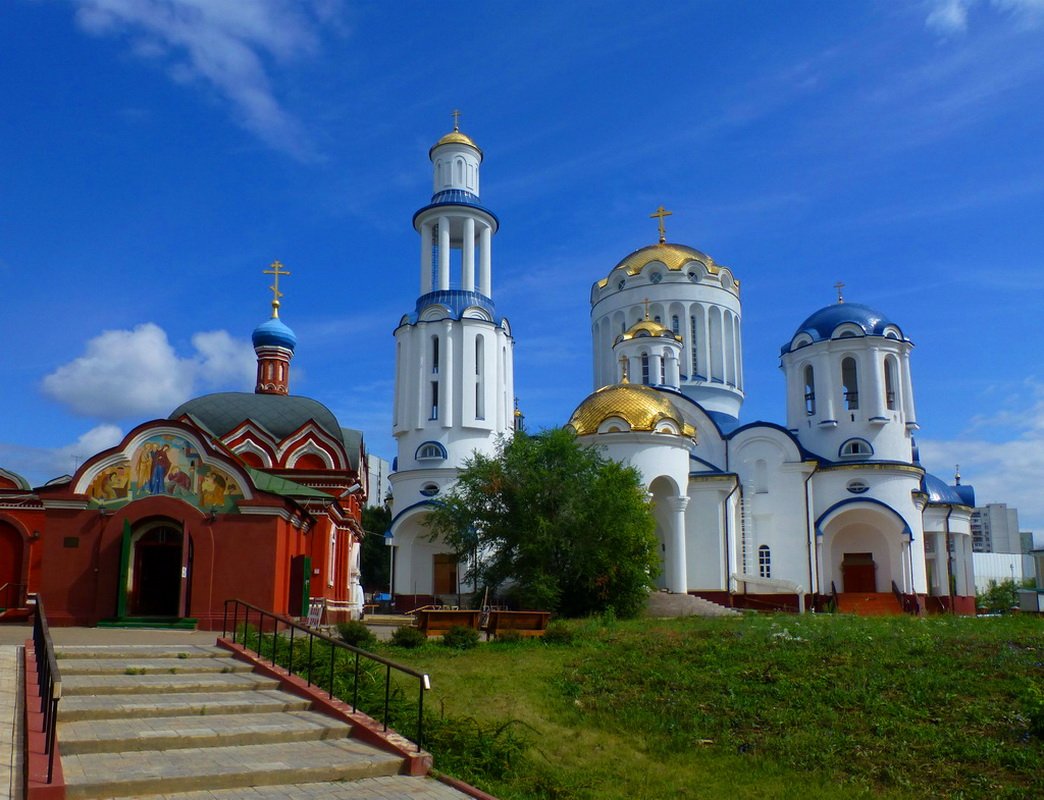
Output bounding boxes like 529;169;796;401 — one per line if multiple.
927;0;974;34
918;381;1044;532
0;425;124;485
71;0;345;159
926;0;1044;34
41;322;255;420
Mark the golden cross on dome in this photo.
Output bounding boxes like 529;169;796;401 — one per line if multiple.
619;354;630;384
451;109;461;131
642;297;652;319
834;281;845;304
650;205;672;244
264;260;291;318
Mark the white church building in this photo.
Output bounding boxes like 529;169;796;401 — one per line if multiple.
387;124;978;615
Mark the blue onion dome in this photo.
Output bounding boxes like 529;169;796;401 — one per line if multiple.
251;316;297;351
782;302;908;355
922;473;967;506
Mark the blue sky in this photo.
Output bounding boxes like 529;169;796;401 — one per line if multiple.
2;0;1043;532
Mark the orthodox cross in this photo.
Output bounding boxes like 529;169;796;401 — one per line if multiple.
451;109;461;131
642;297;652;319
264;260;291;317
834;281;845;303
619;354;630;383
650;205;672;244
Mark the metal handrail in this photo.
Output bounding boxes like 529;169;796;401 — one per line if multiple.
32;596;62;783
0;581;27;609
222;598;429;751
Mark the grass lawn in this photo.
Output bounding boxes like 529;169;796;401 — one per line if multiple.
378;613;1044;800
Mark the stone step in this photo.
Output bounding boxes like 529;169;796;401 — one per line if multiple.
58;656;254;676
56;645;228;661
61;670;280;697
133;775;478;799
59;709;352;754
60;739;404;799
60;689;311;721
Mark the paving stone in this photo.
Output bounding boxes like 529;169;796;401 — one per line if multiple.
60;689;312;722
56;645;228;661
58;657;255;676
61;671;280;696
140;776;477;799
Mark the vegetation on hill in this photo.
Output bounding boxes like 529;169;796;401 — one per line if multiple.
425;429;659;617
388;613;1044;800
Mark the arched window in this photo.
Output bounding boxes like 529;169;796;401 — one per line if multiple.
455;158;464;182
758;545;771;579
842;357;859;410
884;357;898;411
690;316;699;375
671;315;680;334
416;442;447;461
803;365;816;415
754;459;768;493
839;438;873;458
431;336;440;375
641;353;650;385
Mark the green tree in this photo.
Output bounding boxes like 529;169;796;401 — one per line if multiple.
360;504;392;594
426;428;659;618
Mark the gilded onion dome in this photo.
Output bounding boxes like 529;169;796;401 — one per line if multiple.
429;130;483;160
596;242;733;289
567;383;696;439
615;316;682;346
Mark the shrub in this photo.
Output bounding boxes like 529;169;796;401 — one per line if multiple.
1025;683;1044;738
336;620;377;650
976;579;1020;614
542;621;573;645
390;624;427;649
442;625;480;650
495;629;524;644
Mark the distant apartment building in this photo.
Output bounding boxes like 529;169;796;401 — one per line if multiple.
970;503;1025;554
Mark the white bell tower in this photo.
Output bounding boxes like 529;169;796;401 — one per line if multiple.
387;116;515;601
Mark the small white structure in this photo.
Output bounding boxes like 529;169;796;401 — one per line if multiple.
387;120;516;605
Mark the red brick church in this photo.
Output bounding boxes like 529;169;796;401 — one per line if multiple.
0;264;368;629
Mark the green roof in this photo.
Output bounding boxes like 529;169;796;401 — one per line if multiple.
170;392;344;445
245;467;331;499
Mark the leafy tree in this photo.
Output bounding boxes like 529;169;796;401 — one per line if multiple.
360;504;392;594
426;428;659;618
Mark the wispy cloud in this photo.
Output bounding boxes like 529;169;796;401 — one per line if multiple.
42;323;255;419
0;424;124;485
926;0;1044;35
919;379;1044;532
71;0;346;159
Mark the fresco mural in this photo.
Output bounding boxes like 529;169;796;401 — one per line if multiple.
86;434;244;512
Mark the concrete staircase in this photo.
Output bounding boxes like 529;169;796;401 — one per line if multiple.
646;591;741;618
835;592;903;616
50;643;474;799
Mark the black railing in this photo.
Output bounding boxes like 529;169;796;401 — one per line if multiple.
222;599;429;751
32;596;61;784
0;581;26;610
891;581;921;615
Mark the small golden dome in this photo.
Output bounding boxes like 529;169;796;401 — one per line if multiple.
615;317;682;345
567;383;696;439
429;130;483;159
596;242;736;289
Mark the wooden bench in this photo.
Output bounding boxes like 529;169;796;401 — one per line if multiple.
414;608;482;637
484;610;551;640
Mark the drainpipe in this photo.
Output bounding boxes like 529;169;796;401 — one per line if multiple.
722;476;740;604
943;506;954;613
803;462;818;602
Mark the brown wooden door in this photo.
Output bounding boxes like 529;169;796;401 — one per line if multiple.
841;552;876;592
433;554;458;595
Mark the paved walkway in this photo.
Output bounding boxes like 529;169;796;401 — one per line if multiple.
1;645;22;800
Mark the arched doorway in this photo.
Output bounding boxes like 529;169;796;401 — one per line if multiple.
129;523;184;616
649;477;676;590
0;522;25;609
819;504;906;594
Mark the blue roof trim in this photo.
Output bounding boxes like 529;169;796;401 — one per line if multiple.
415;441;448;460
413;194;500;229
689;454;724;473
922;473;969;506
815;497;913;540
725;419;820;462
388;498;441;529
404;290;504;325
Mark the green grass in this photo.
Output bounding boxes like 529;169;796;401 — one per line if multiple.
381;613;1044;800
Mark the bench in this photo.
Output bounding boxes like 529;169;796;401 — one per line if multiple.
413;608;482;637
484;610;551;640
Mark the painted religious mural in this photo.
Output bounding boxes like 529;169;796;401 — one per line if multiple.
86;433;245;512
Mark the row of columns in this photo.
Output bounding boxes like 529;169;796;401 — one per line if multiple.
418;217;493;296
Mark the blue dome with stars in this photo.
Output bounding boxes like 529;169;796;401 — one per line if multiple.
252;317;297;351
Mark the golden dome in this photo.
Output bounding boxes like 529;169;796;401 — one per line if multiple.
429;130;483;159
616;317;682;345
596;242;735;289
567;383;696;439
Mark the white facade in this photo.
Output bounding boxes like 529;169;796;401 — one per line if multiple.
569;238;977;612
387;125;515;601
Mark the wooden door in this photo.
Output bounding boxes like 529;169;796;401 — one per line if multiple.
841;552;877;593
433;554;458;595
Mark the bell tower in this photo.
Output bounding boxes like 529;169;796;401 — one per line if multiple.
387;117;515;600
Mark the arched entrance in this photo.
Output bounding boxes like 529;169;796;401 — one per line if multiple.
818;502;907;594
649;477;676;590
129;522;184;616
0;522;25;609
